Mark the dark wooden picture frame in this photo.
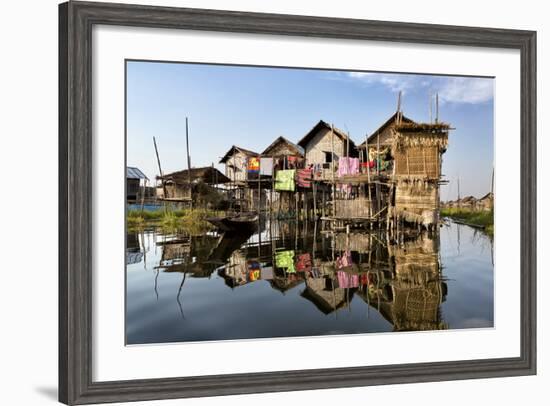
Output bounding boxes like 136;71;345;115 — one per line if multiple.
59;1;537;404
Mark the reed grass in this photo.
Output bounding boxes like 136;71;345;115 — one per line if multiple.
126;208;223;234
440;207;494;235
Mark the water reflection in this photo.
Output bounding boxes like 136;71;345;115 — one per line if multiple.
126;219;493;344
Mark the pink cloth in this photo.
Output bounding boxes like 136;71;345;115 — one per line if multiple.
337;158;360;177
336;251;353;269
337;271;359;288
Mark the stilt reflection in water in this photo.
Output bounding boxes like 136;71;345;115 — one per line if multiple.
126;219;493;344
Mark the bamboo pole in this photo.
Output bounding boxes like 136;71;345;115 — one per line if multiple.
153;136;167;212
185;117;192;210
140;178;147;213
365;134;372;221
331;124;336;219
313;181;317;219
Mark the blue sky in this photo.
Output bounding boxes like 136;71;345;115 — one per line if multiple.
127;61;494;199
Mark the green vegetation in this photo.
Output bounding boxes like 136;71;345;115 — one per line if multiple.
127;208;222;234
440;208;494;236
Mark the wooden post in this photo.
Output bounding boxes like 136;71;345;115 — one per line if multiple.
376;133;380;176
435;93;439;124
331;124;336;219
140;178;147;213
185;117;192;210
153;136;167;212
365;134;372;220
313;181;317;219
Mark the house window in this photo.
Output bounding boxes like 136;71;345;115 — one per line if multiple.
324;151;332;163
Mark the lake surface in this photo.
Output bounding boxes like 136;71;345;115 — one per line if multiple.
126;219;494;344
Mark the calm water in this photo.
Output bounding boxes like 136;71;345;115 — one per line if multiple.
126;220;494;344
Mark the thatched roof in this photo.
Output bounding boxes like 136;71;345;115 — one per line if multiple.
158;166;230;184
219;145;259;164
297;120;356;150
395;121;451;133
300;284;352;315
358;112;415;148
479;192;494;201
262;136;304;157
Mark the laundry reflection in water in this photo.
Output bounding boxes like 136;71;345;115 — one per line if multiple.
126;220;493;344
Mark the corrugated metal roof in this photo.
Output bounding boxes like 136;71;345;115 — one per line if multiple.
127;166;149;180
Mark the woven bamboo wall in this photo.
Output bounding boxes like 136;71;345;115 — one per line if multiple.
334;196;372;218
395;180;438;215
394;146;439;178
334;232;372;253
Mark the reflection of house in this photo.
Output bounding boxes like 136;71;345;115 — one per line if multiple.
390;235;446;331
126;231;143;265
156;166;230;203
126;166;149;203
300;277;353;314
297;120;357;169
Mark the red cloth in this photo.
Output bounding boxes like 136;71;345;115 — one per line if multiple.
297;168;312;188
296;253;312;272
361;161;375;169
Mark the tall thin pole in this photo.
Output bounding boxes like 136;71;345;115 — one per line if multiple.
331;124;336;218
397;91;402;123
365;133;372;220
153;136;167;208
429;93;433;123
457;176;461;209
435;93;439;124
185;117;192;210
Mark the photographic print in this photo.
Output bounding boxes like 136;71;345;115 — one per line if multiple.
125;61;494;345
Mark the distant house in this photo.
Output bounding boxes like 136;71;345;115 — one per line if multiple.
477;192;494;211
357;111;415;161
296;120;357;168
219;145;259;184
126;166;149;203
157;166;230;202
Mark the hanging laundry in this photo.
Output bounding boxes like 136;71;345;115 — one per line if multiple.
337;271;359;288
336;251;353;269
260;157;273;176
248;270;260;282
260;266;273;280
275;250;296;273
247;157;260;173
296;253;312;272
361;160;375;169
275;169;296;191
337;157;360;177
296;168;312;188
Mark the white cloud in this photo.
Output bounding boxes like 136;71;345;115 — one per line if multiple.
340;72;494;105
346;72;421;94
437;77;494;104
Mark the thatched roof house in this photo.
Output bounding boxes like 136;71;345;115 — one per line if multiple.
157;166;230;202
219;145;259;183
297;120;357;166
262;136;304;158
357;112;415;152
159;166;230;185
